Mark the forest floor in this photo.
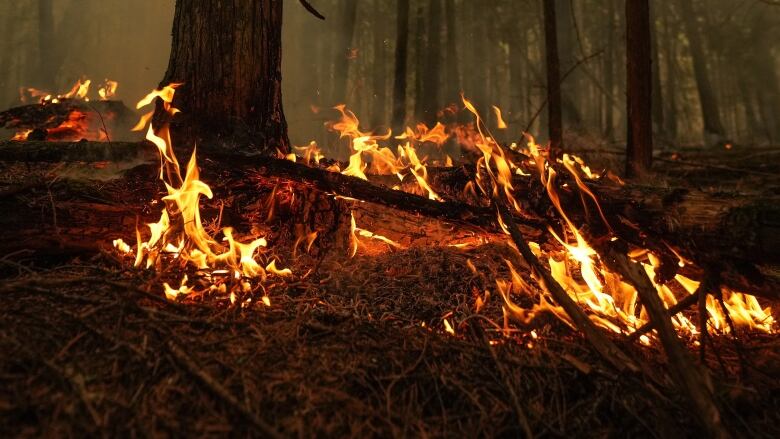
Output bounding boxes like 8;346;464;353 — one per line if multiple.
1;144;779;437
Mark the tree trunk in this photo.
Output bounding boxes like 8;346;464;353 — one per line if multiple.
662;3;678;139
625;0;653;176
543;0;563;153
650;3;664;138
413;1;427;122
371;0;388;128
555;0;582;129
331;0;359;105
444;0;460;107
603;0;616;140
159;0;288;154
421;0;442;126
392;0;410;131
678;0;726;147
37;0;55;90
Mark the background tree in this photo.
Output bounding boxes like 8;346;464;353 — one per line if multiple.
543;0;563;152
625;0;653;175
391;0;410;131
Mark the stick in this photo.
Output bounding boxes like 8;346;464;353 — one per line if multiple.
167;340;284;439
597;246;727;438
496;203;639;373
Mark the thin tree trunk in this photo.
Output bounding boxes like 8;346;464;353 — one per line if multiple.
444;0;460;107
421;0;442;126
555;0;582;128
371;0;388;128
662;3;678;139
625;0;653;176
159;0;288;153
543;0;563;153
37;0;55;89
391;0;410;130
678;0;726;147
603;0;616;140
331;0;359;105
650;3;664;138
413;1;427;122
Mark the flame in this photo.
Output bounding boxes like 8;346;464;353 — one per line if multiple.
114;84;290;301
450;97;775;339
98;80;118;100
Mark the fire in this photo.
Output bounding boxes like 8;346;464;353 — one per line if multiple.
449;97;775;339
109;82;774;344
12;77;120;141
325;104;452;199
20;77;117;104
114;84;291;302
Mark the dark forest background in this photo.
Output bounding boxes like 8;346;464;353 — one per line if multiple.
1;0;778;150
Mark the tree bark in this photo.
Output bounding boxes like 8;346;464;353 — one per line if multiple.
625;0;653;176
543;0;563;153
159;0;288;154
391;0;410;131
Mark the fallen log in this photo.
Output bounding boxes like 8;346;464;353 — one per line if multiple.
0;140;777;300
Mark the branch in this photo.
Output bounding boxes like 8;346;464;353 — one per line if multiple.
299;0;325;20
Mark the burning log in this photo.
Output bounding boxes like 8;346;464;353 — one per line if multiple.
0;138;777;302
0;99;137;142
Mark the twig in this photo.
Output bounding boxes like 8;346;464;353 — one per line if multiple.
522;51;604;133
496;203;639;373
166;340;284;439
625;289;702;343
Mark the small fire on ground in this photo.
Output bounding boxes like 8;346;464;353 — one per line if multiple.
9;78;120;142
113;84;775;345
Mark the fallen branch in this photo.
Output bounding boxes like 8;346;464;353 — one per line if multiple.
598;245;727;438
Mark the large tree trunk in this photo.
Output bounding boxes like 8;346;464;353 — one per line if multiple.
391;0;410;131
625;0;653;176
543;0;563;153
160;0;288;154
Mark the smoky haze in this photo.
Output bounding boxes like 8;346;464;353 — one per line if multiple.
1;0;778;149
